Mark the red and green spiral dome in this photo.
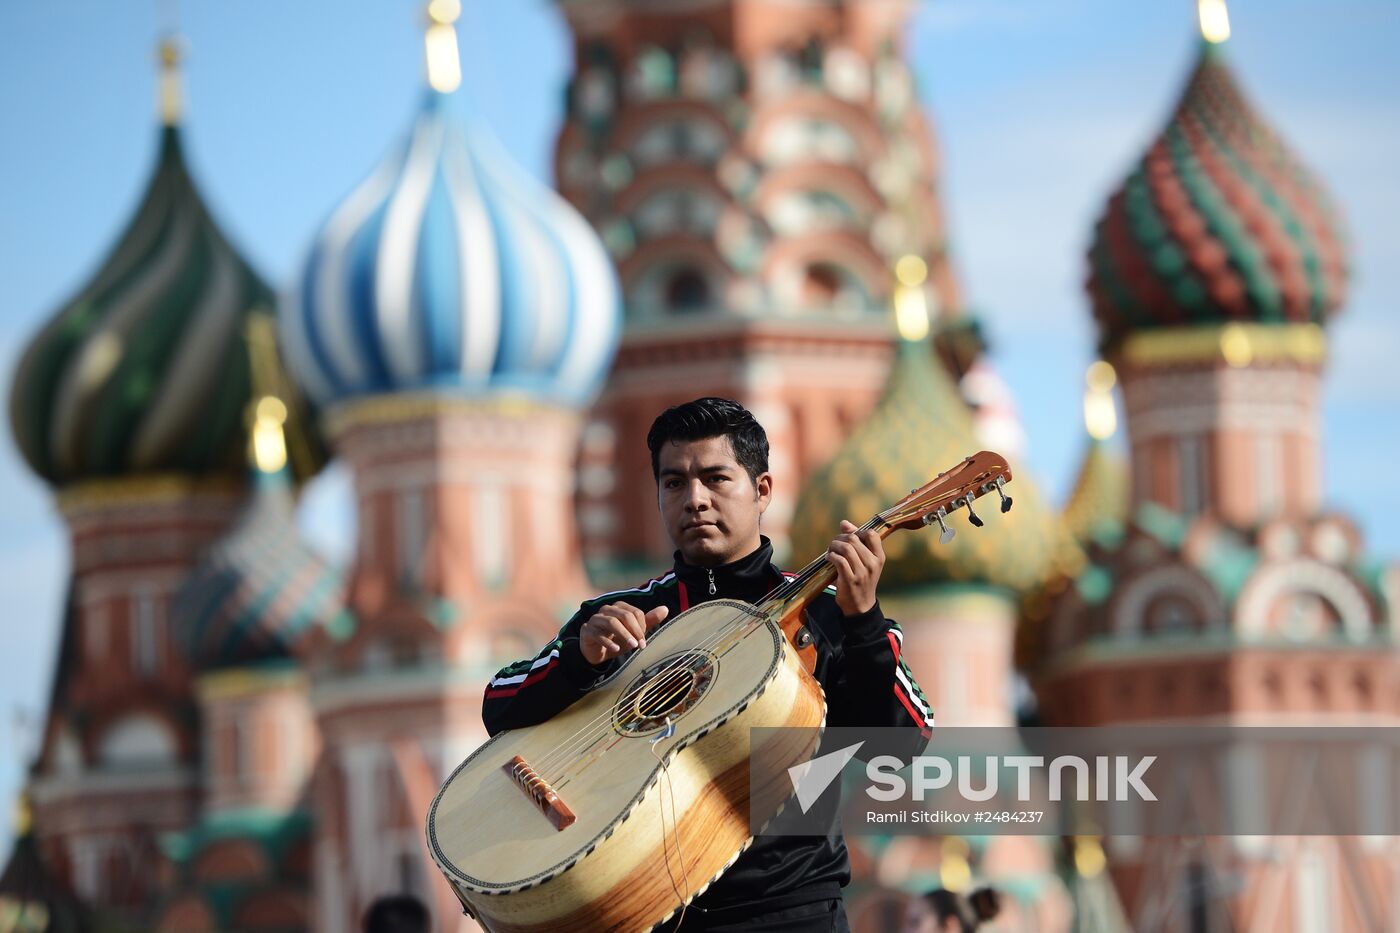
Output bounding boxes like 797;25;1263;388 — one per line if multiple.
1087;41;1348;352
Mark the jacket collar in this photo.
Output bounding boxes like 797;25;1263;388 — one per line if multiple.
671;535;786;605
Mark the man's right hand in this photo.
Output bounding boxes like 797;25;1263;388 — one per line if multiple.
579;602;669;666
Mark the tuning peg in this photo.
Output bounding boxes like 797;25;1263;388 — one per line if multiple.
925;507;955;544
964;495;985;528
995;475;1013;513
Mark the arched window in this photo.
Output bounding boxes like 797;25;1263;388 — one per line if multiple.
633;189;722;237
765;189;861;235
759;117;860;167
802;264;842;305
396;490;426;585
629;261;722;316
1277;592;1340;641
679;45;742;101
1177;436;1206;517
632;120;727;167
665;268;711;312
1146;593;1198;636
130;586;161;676
53;729;84;775
627;46;676;100
778;257;873;312
98;714;177;769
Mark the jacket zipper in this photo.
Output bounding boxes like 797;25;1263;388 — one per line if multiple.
707;569;716;595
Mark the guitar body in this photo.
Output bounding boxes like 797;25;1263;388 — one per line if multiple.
426;599;827;932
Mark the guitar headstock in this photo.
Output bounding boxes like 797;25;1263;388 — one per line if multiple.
878;451;1014;543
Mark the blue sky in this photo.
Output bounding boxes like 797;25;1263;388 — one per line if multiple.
1;0;1396;859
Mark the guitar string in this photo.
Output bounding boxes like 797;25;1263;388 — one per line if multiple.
533;549;830;780
531;538;844;780
533;467;986;783
532;515;887;782
529;527;853;778
650;734;692;929
528;490;963;782
532;520;864;780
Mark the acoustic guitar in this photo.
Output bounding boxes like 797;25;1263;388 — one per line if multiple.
426;452;1014;931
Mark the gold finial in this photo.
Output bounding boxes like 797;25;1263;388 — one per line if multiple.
425;0;463;93
157;35;185;125
250;397;289;474
1198;0;1231;44
1086;359;1117;393
939;837;972;892
427;0;461;23
244;313;290;475
1073;835;1107;878
892;254;930;342
1083;361;1118;440
894;254;927;288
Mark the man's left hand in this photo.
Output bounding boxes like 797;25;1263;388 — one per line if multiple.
827;519;885;617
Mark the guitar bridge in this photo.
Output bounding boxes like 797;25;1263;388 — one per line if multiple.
503;755;577;831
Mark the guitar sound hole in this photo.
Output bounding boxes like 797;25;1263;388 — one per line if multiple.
635;669;697;719
614;651;717;737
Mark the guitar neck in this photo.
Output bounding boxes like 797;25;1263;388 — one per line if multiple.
754;452;1014;662
758;515;893;621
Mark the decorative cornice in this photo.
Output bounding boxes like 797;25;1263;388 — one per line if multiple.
323;392;571;440
55;474;243;517
1117;323;1326;369
29;766;200;805
195;661;306;702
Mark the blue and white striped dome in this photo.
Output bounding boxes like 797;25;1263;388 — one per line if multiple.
281;92;620;408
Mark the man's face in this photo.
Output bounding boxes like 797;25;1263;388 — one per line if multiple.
657;435;772;567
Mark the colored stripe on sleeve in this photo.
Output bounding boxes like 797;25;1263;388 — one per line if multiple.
486;646;562;697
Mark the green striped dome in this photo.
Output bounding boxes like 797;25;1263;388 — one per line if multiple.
174;467;346;673
8;127;324;486
1087;41;1348;351
789;339;1058;593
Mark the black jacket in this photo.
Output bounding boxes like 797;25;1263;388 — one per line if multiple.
482;537;933;918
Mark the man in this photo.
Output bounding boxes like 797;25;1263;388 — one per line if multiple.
483;397;933;931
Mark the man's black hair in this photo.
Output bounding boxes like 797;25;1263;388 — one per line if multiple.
646;397;769;485
363;894;430;933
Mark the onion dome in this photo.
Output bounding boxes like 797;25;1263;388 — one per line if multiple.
9;42;324;488
174;371;347;673
174;461;346;674
789;261;1058;593
1086;27;1348;352
281;4;620;409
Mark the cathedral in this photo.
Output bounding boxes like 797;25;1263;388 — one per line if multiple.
2;1;1394;931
